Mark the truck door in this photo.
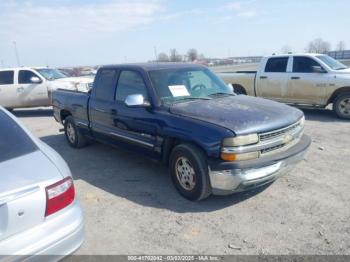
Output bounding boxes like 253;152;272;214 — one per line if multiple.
286;56;329;105
110;70;158;154
17;70;50;107
89;69;158;154
256;57;290;102
0;70;18;108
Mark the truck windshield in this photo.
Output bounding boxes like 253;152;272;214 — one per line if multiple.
149;68;233;104
36;68;67;80
316;55;347;70
0;110;38;163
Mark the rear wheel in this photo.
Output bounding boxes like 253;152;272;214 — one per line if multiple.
64;116;88;148
169;144;211;201
333;92;350;119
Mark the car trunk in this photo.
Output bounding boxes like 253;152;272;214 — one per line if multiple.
0;151;63;241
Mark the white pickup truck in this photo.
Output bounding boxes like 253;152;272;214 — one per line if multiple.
218;53;350;119
0;67;93;110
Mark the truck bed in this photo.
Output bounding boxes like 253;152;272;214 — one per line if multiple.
217;72;256;96
52;89;90;127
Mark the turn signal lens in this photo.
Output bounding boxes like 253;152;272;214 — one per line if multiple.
223;134;259;147
221;151;259;161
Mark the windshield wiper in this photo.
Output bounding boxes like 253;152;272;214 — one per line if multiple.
208;92;235;97
336;67;347;70
172;97;212;104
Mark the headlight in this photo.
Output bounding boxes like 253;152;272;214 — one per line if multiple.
221;134;259;161
223;133;259;147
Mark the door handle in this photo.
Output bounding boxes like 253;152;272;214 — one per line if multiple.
260;76;268;79
93;107;106;113
17;87;25;92
291;77;300;80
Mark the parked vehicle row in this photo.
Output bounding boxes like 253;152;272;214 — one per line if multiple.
218;53;350;119
52;63;311;201
0;106;84;259
0;67;93;111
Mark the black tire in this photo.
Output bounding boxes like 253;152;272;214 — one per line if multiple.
64;116;88;148
232;84;246;95
169;143;211;201
333;92;350;119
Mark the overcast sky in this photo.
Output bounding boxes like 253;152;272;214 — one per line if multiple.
0;0;349;67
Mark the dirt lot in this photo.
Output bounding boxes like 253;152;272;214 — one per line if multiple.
14;106;350;255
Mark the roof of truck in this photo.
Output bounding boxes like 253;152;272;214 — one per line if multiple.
100;63;206;71
0;66;47;71
267;53;325;58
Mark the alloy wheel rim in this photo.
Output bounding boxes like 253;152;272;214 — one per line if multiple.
175;157;196;191
67;123;76;143
339;98;350;116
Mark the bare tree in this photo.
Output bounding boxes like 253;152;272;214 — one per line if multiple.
187;48;198;62
305;38;331;53
281;45;292;54
169;49;182;62
157;52;169;62
336;41;346;51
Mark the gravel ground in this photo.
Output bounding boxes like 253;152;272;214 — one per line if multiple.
13;106;350;255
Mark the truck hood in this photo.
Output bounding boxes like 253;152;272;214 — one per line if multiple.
53;76;94;84
49;76;93;92
170;95;303;135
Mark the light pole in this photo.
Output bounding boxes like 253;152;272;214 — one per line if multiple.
13;41;21;67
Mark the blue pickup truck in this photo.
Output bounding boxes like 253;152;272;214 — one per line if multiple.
52;63;311;201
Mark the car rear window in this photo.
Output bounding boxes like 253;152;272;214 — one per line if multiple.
0;110;38;163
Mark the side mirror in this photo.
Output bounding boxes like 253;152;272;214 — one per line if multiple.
30;76;42;83
312;66;326;73
125;94;150;108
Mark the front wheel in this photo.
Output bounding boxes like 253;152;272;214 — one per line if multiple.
64;116;88;148
169;144;211;201
333;92;350;119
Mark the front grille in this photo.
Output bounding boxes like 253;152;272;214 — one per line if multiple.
261;144;285;154
258;119;304;157
259;121;301;142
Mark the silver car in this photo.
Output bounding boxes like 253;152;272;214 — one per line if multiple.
0;107;84;259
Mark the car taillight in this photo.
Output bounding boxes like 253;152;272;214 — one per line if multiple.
45;177;75;217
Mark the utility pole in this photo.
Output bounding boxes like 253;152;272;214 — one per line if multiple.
154;46;158;62
13;41;21;67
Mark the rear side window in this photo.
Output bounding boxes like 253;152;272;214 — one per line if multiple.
0;111;37;163
95;69;117;101
265;57;288;72
115;70;148;101
0;71;14;85
19;70;41;84
293;57;323;73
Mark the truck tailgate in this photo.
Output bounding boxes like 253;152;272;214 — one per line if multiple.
52;89;90;126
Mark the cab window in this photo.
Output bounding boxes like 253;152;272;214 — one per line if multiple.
115;70;148;102
293;57;324;73
19;70;42;84
265;57;289;73
0;71;14;85
94;69;117;101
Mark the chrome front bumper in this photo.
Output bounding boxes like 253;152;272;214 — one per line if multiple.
209;146;307;195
